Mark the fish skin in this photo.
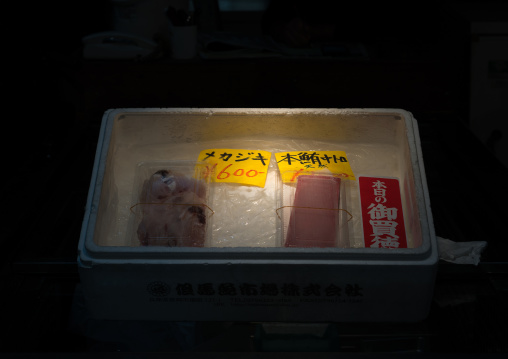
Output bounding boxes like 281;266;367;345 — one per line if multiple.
137;170;207;247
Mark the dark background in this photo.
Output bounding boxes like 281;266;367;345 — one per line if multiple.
2;0;508;356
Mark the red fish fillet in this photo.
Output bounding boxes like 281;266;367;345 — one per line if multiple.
285;175;341;247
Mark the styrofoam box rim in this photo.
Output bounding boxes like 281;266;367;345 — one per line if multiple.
78;108;438;266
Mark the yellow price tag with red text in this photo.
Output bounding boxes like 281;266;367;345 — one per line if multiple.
197;149;272;187
275;150;355;183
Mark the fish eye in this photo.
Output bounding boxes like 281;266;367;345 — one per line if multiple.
162;176;175;185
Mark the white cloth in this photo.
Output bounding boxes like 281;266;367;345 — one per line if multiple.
437;236;487;266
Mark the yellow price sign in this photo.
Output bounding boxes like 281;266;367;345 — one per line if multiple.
197;149;272;187
275;150;356;183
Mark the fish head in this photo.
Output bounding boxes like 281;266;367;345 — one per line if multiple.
150;170;177;199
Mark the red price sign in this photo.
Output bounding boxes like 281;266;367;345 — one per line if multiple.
359;176;407;249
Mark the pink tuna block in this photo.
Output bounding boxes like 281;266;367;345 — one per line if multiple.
285;175;341;248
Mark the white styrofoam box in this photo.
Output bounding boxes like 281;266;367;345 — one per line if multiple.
78;108;438;322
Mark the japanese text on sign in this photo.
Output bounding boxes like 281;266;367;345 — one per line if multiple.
359;176;407;248
147;280;364;298
197;149;272;187
275;151;355;183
